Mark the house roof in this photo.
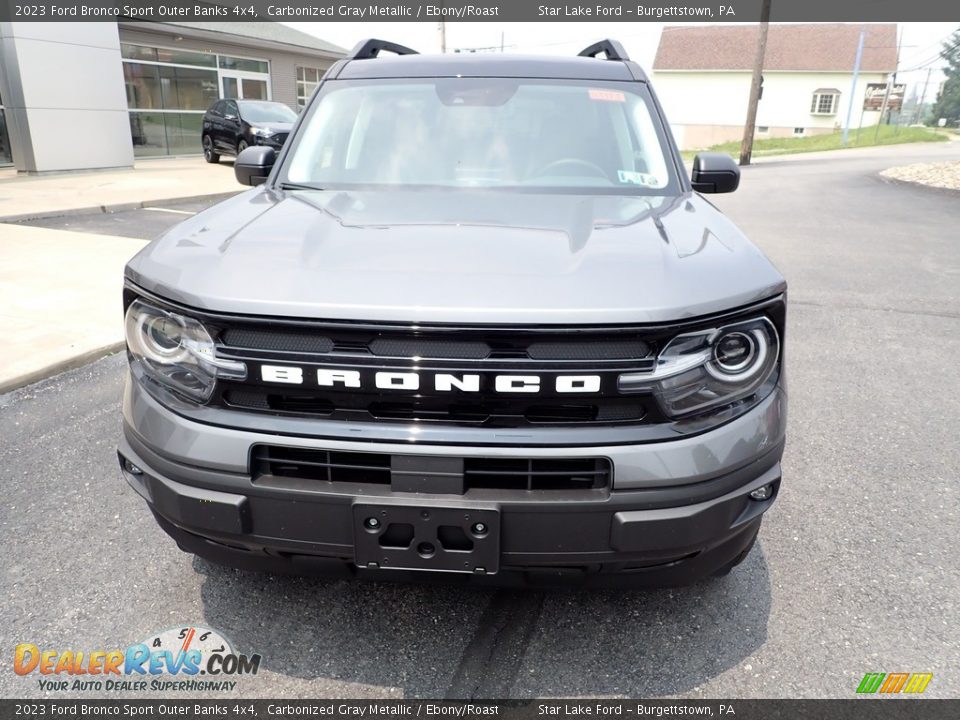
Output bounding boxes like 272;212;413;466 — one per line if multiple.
653;24;898;73
150;21;347;58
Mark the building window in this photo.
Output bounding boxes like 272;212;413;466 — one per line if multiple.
297;66;321;109
122;43;217;68
219;56;269;74
810;89;840;116
793;127;805;136
757;126;769;134
0;89;11;165
121;43;269;157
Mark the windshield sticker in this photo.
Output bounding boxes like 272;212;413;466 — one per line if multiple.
618;170;659;187
588;89;626;102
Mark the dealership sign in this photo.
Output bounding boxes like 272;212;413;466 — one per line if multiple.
863;83;907;111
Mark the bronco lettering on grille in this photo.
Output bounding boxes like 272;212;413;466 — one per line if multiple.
259;366;602;394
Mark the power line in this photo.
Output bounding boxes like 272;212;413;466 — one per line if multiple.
898;34;960;73
897;25;960;65
898;45;958;74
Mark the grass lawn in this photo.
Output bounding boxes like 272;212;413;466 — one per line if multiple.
681;125;948;162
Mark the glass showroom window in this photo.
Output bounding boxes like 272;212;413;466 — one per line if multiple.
122;44;268;157
0;89;11;165
219;56;271;101
297;66;321;109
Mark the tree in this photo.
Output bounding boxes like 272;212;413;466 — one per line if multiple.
932;30;960;126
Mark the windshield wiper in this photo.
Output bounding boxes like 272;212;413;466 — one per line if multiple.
277;182;326;191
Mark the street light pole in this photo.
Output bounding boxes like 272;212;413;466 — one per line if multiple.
842;29;866;147
739;0;771;166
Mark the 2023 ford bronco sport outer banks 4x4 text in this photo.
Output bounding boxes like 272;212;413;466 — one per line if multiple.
118;39;786;587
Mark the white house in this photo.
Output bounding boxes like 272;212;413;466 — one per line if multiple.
652;24;899;150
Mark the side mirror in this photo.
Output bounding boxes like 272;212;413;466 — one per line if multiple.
235;146;275;186
691;153;740;194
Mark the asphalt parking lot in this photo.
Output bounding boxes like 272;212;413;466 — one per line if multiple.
16;198;220;240
2;143;959;699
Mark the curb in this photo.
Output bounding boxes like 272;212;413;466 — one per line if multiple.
877;174;960;197
0;342;124;395
0;191;240;223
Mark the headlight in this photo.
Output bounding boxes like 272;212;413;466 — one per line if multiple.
251;127;275;137
618;316;780;418
124;299;246;402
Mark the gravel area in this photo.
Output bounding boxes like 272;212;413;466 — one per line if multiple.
881;160;960;190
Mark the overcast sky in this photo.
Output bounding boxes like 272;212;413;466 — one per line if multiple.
285;22;959;105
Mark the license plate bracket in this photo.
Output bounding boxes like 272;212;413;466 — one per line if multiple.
353;503;500;574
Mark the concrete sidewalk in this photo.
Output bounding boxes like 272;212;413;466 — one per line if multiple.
0;156;241;392
0;156;242;221
0;224;147;392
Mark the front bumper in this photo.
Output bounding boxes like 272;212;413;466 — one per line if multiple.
119;375;785;587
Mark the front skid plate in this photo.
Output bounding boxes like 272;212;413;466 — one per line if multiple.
353;503;500;574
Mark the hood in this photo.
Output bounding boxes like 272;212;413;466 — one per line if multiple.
125;188;786;325
249;121;293;133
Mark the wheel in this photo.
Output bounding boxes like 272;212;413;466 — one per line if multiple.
202;135;220;164
237;139;249;155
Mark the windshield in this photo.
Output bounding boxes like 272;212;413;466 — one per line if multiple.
239;101;297;124
284;78;679;194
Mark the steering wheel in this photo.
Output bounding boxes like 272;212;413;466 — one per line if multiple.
531;158;608;180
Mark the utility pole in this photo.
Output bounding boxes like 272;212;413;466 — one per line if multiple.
439;21;447;53
874;73;893;142
842;29;866;147
915;67;933;124
739;0;771;166
888;29;903;131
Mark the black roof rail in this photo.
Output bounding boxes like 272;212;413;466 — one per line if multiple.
347;39;419;60
577;39;630;62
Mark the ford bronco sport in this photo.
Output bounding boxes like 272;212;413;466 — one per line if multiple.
118;39;786;587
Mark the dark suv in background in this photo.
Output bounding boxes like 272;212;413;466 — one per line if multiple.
201;99;297;163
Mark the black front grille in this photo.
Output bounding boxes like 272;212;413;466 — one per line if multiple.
210;319;663;427
225;389;646;426
254;446;392;484
252;445;610;492
216;324;654;362
222;328;334;353
369;338;490;359
463;457;610;491
527;340;649;360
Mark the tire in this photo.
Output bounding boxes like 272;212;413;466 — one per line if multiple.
202;135;220;164
237;139;249;155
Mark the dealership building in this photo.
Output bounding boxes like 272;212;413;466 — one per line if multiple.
0;22;345;172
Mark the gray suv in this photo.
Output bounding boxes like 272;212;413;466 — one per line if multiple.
119;39;786;587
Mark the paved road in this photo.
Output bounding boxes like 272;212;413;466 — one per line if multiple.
2;143;959;700
14;198;220;241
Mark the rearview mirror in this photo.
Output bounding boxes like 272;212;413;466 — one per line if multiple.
691;153;740;194
235;146;275;186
